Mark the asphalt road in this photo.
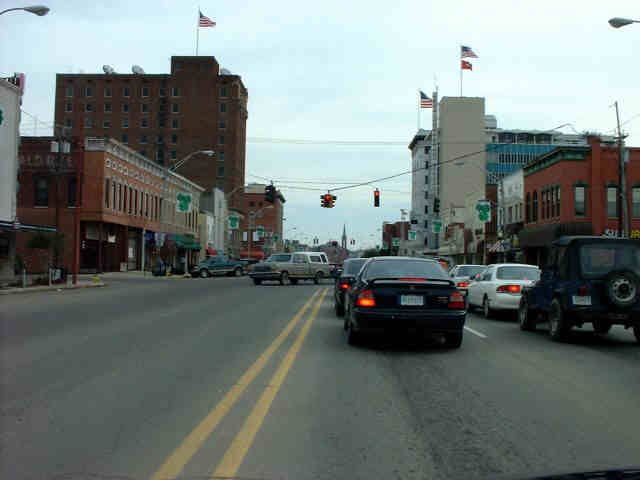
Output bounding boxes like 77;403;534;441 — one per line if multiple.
2;275;640;480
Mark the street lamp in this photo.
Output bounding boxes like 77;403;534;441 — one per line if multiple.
608;17;640;28
0;5;50;16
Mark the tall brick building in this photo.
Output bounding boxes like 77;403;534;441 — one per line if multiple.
237;183;285;258
53;56;247;208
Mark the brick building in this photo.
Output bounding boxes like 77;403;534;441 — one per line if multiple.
520;136;640;265
236;183;285;259
17;137;203;274
382;221;409;254
53;56;247;208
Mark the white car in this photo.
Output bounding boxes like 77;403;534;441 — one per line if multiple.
448;264;486;297
467;263;540;318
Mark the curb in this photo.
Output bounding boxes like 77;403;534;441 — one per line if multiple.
0;282;106;296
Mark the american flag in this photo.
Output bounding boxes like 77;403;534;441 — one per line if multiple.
460;45;478;58
420;91;433;109
461;60;473;71
199;11;216;27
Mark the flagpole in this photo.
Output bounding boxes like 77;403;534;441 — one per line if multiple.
417;90;421;130
459;45;462;97
196;8;200;55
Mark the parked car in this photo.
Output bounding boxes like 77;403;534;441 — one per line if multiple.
448;264;486;297
343;257;466;347
237;258;260;273
249;251;333;285
518;236;640;343
467;263;540;318
333;258;368;316
190;255;244;278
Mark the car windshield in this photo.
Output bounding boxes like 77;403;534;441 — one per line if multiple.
580;243;640;277
456;266;485;277
496;266;540;281
343;259;367;275
267;254;292;262
365;259;448;279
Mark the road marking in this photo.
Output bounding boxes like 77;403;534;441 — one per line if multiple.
464;326;487;339
149;288;321;480
211;288;328;479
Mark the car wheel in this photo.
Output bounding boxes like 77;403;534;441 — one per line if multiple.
593;320;612;335
518;297;535;331
548;298;569;341
604;270;640;309
279;271;290;286
445;331;463;348
482;296;493;319
290;278;299;285
234;267;243;277
252;278;262;285
335;301;345;317
346;320;360;345
313;272;322;285
199;269;210;278
633;324;640;344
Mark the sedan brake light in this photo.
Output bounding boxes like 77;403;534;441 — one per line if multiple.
339;282;351;291
448;291;466;310
355;289;376;308
496;284;521;294
456;281;470;288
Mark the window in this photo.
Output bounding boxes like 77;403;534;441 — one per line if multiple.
121;117;129;128
424;220;429;229
171;150;177;160
123;86;130;97
156;149;164;163
633;188;640;218
217;166;224;177
140;134;148;144
141;118;149;128
508;206;513;223
67;176;77;206
34;177;49;206
532;191;538;222
157;135;164;144
546;189;551;219
112;182;116;210
218;151;225;161
424;175;429;185
218;120;226;129
65;85;74;97
218;135;225;145
84;86;92;97
121;133;128;144
84;103;93;112
159;88;166;97
134;189;138;214
496;266;540;281
424;191;429;200
171;87;180;97
159;118;166;128
140;103;149;113
171;118;179;129
104;87;112;97
139;150;147;157
105;179;110;207
607;186;618;218
103;119;111;129
145;193;149;217
122;185;127;212
65;103;73;112
128;187;133;214
65;118;73;128
141;86;150;97
575;186;586;216
104;102;112;112
171;103;179;113
249;201;255;207
118;184;122;211
219;86;228;97
424;205;428;214
171;134;177;144
84;117;93;128
122;103;129;113
219;103;227;113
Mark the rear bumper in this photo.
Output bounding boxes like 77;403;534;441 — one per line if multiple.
568;307;640;326
491;293;522;311
352;308;466;334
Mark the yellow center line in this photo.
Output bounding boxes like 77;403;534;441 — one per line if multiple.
211;288;328;479
149;288;321;480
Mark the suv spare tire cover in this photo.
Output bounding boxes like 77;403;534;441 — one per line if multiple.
604;269;640;309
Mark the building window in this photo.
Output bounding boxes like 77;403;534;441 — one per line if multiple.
424;175;429;185
575;186;586;216
145;193;149;217
105;179;110;207
118;183;122;211
633;188;640;219
84;117;93;128
218;135;225;145
65;85;74;97
159;88;166;97
65;103;73;112
123;185;127;212
171;118;179;129
141;118;149;128
141;86;150;97
157;135;164;144
424;191;429;200
607;186;618;218
140;134;148;144
249;201;255;207
526;193;531;222
123;86;130;97
168;134;176;144
67;176;78;206
159;118;166;128
218;151;225;161
141;103;150;113
121;117;129;128
219;103;227;113
424;205;428;214
139;149;147;157
122;103;129;113
218;120;226;130
104;87;112;97
171;103;179;113
84;103;93;112
171;87;180;97
64;118;72;128
121;133;128;144
104;102;112;112
129;187;133;214
217;166;224;177
112;182;117;210
555;186;561;217
508;206;513;223
34;177;49;207
219;86;228;97
85;86;92;97
171;150;177;160
532;191;538;222
156;149;164;163
103;119;111;129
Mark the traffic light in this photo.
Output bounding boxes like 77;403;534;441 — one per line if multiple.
373;188;380;207
265;184;276;203
433;197;440;214
320;192;337;208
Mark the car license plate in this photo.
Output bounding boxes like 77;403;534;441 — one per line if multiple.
572;295;592;306
400;295;424;306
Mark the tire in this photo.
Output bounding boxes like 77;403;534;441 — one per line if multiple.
482;296;493;319
252;278;262;285
346;320;360;346
445;331;463;348
548;298;569;342
633;325;640;344
290;278;299;285
279;271;290;286
199;269;210;278
335;301;345;317
518;297;536;331
604;270;640;309
593;320;612;335
313;272;322;285
234;267;243;277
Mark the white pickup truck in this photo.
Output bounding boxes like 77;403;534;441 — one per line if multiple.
249;251;333;285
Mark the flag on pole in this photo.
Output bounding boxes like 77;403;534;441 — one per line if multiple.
461;60;473;71
419;91;433;109
199;11;216;27
460;45;478;58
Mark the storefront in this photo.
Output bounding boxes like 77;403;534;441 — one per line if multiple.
519;222;592;266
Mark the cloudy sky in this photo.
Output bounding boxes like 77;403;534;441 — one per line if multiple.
1;0;639;247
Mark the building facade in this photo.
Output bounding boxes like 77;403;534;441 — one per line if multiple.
17;137;204;274
53;56;247;208
496;169;524;261
199;187;228;259
237;183;285;259
520;136;640;265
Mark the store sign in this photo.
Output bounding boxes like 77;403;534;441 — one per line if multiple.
476;200;491;223
176;192;192;213
408;231;417;241
604;229;640;239
228;215;239;230
392;237;400;247
432;219;442;234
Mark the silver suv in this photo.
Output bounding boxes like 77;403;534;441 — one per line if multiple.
249;252;333;285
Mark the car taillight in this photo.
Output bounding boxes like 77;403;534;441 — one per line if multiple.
448;291;466;310
457;281;470;288
497;284;521;294
577;285;589;296
355;289;376;307
339;282;350;290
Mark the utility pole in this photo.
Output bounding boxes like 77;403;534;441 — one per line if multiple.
615;101;629;238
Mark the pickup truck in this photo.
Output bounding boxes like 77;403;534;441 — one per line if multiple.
250;252;333;285
191;255;245;278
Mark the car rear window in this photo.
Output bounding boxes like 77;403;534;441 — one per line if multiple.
456;266;485;277
365;259;447;279
268;254;291;262
344;259;367;275
579;243;640;277
496;266;539;280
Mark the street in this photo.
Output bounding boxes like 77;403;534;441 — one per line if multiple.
2;277;640;480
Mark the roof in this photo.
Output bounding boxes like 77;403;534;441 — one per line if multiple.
553;235;639;246
522;145;590;175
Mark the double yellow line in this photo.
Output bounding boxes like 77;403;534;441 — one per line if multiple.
150;287;327;480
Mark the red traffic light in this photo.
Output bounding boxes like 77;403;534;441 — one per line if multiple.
374;188;380;207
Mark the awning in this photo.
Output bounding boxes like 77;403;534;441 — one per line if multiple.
519;223;592;248
175;235;201;250
0;220;56;233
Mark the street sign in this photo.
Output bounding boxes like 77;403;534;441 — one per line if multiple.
392;237;400;247
256;226;265;238
432;219;442;234
176;192;193;213
273;234;279;241
228;215;239;230
408;231;417;241
476;200;491;223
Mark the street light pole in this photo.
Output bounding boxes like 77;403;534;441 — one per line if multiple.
614;101;629;237
0;5;50;16
608;17;640;28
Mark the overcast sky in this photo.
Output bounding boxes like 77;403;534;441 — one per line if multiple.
2;0;639;248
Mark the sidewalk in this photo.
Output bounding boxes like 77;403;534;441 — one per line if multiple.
0;278;105;296
92;270;194;280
